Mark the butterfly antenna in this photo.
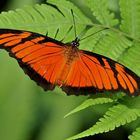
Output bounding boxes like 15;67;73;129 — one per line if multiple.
80;27;109;41
71;9;77;39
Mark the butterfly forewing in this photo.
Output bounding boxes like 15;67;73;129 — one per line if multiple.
0;29;66;91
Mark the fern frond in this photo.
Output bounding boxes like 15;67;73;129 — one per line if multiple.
85;0;118;26
81;28;140;75
118;42;140;76
65;97;113;118
119;0;140;38
0;0;91;42
81;28;131;57
90;30;132;60
66;104;140;140
80;26;107;51
129;127;140;140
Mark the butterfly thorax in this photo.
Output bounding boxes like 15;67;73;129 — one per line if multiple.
64;38;80;65
64;45;79;64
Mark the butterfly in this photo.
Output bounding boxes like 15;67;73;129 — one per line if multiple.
0;29;139;96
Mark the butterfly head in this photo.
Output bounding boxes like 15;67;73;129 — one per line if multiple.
71;37;80;48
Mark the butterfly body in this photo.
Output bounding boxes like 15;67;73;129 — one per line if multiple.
0;29;140;96
56;44;80;86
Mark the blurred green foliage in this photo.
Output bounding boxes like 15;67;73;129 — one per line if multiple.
0;0;137;140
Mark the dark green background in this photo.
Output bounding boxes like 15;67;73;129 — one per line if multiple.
0;0;129;140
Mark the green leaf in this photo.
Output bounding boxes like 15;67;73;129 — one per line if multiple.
81;27;140;76
85;0;118;26
65;97;113;118
118;42;140;76
66;104;140;140
129;127;140;140
0;0;92;42
119;0;140;38
92;30;132;61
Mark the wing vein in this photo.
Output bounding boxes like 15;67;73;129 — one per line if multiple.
81;56;97;87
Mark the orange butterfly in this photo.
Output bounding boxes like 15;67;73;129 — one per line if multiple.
0;29;139;96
